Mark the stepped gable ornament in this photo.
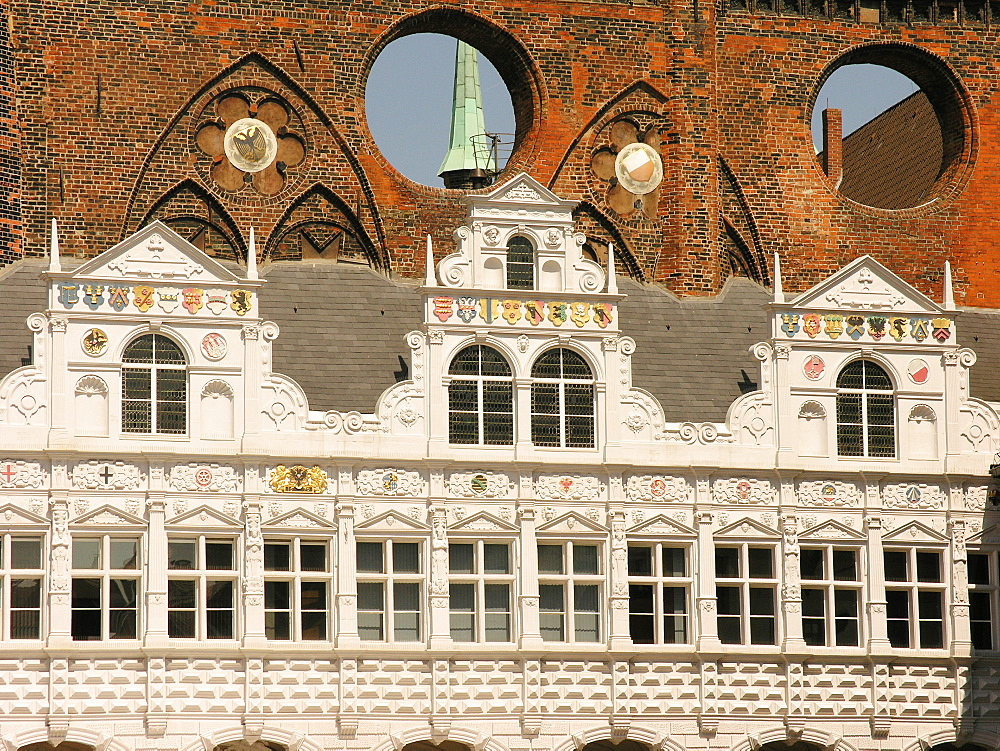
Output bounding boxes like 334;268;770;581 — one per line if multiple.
269;465;328;494
0;460;45;490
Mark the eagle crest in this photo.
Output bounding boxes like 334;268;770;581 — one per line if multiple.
231;123;268;163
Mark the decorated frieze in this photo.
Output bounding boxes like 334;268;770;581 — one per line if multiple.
56;283;253;317
625;475;692;502
356;468;425;497
966;485;988;511
796;480;862;508
445;471;515;499
882;482;947;510
429;295;614;329
712;478;777;505
777;311;952;343
71;461;144;491
534;474;604;501
268;465;328;494
168;463;241;493
0;460;46;489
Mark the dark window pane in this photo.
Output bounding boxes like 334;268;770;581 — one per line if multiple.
833;549;858;581
71;609;101;641
301;581;327;611
207;609;233;639
483;544;510;574
749;616;775;645
168;541;196;570
168;579;196;609
10;578;41;608
449;544;475;574
264;543;291;571
357;542;384;573
717;586;741;615
73;538;101;569
266;611;291;641
168;611;195;639
629;584;654;615
573;545;599;575
749;587;774;615
916;552;941;582
716;548;740;578
662;547;686;577
836;361;865;389
718;615;741;644
301;611;327;641
265;581;290;609
748;548;773;578
72;578;101;609
10;539;42;569
539;584;564;611
206;581;234;609
538;545;563;574
10;609;40;639
109;579;136;608
968;554;991;585
205;542;233;570
110;539;139;569
886;590;909;619
300;544;327;572
357;582;384;611
393;543;420;573
800;549;824;580
506;237;535;290
802;588;825;618
884;551;908;582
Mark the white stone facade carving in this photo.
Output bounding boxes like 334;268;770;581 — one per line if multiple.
712;477;777;505
71;461;143;490
356;468;426;497
625;474;692;502
167;463;241;492
445;471;515;498
797;480;863;507
534;474;604;501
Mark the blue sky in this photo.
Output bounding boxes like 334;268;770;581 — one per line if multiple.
366;37;919;185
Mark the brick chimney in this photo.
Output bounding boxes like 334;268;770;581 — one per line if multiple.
822;108;843;186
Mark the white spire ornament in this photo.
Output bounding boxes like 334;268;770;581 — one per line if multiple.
247;226;258;281
607;242;618;294
773;252;783;303
944;260;955;311
424;234;436;286
49;218;61;273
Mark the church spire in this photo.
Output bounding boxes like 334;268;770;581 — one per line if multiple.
438;39;495;190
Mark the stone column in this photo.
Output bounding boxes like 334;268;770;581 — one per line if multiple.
695;474;721;651
48;494;71;645
608;507;631;649
781;512;807;652
48;316;70;445
950;517;972;656
242;495;265;647
518;500;543;649
865;511;891;652
428;506;452;649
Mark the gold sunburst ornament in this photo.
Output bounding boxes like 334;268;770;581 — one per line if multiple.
224;117;278;173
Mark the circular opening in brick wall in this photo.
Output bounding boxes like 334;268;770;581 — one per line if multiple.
363;10;537;191
367;34;515;188
809;45;973;211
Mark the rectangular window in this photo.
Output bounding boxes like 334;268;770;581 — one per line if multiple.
969;551;998;650
71;535;140;641
264;540;331;641
357;540;423;642
627;544;691;644
449;541;514;642
167;537;236;639
1;535;44;640
800;547;862;647
884;548;945;649
716;544;777;645
537;542;602;642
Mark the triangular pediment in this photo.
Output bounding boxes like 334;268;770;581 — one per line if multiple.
167;504;241;528
355;509;429;532
449;511;519;533
72;504;146;527
628;514;696;537
968;524;1000;545
715;517;780;538
882;520;948;544
68;221;249;285
537;511;607;535
468;173;576;209
263;508;336;530
0;504;48;526
800;519;866;541
787;256;944;314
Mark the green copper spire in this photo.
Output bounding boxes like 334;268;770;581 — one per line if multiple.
438;39;495;188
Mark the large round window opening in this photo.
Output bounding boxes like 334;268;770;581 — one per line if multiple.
366;33;516;190
810;47;971;210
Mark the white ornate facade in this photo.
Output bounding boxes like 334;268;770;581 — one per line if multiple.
0;175;997;751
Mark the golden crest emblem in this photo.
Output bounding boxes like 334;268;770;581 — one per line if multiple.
82;328;108;356
270;465;328;494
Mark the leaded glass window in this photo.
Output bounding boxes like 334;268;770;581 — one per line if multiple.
836;359;895;457
530;348;595;448
506;236;535;290
448;345;513;445
122;334;187;434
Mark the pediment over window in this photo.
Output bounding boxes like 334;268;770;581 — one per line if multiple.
799;519;866;541
537;511;607;534
882;520;948;544
449;511;519;533
714;517;780;538
627;514;696;537
0;504;48;527
263;508;336;530
167;505;242;528
355;509;430;532
71;505;146;528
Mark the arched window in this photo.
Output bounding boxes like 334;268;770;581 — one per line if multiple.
531;348;595;448
506;236;535;290
836;359;895;457
448;345;513;445
122;334;187;434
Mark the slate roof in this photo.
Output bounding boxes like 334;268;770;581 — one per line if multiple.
0;258;996;423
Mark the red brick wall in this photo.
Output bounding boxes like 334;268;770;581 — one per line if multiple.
10;0;1000;304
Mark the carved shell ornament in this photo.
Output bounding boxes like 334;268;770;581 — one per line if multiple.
196;91;305;196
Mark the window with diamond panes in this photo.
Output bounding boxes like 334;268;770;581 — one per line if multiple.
122;334;187;434
71;535;140;640
167;538;236;639
836;359;895;457
530;349;595;448
506;236;535;290
264;540;331;641
716;545;777;645
627;544;691;644
449;541;514;642
969;551;998;650
0;535;43;639
537;542;602;642
884;548;946;648
800;547;862;647
448;345;513;445
356;540;423;642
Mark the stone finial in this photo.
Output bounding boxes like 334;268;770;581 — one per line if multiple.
607;242;618;294
944;260;955;310
49;218;61;273
424;234;436;286
247;226;258;280
773;251;783;303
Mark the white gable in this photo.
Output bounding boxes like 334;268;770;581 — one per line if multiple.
786;256;944;314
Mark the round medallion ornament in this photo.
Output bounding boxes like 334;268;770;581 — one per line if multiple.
82;328;109;356
614;143;663;196
650;478;667;498
470;474;489;495
195;468;213;487
201;332;228;361
908;358;930;384
224;118;278;173
382;472;399;492
803;354;825;380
